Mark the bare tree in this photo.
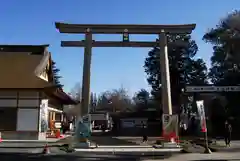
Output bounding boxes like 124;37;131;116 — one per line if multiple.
70;82;81;101
64;83;82;117
96;87;133;112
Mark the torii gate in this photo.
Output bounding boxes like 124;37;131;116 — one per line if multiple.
55;23;195;118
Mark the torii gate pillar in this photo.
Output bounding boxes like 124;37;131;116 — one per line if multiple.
159;31;172;115
81;29;92;116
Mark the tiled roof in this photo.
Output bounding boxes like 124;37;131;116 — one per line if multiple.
0;45;54;88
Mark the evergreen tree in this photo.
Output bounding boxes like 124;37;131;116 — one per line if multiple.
133;89;150;111
203;10;240;118
144;35;208;110
52;61;63;88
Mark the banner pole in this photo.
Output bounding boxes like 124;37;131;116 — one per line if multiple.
203;117;211;153
196;100;211;154
204;131;210;153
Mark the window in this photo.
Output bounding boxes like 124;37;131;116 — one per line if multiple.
0;108;17;131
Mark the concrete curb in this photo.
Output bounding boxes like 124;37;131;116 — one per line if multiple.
0;144;64;148
1;135;72;143
96;145;154;148
74;148;182;152
0;136;72;148
1;140;60;143
73;149;182;156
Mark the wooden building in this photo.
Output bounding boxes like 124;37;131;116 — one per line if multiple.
0;45;77;140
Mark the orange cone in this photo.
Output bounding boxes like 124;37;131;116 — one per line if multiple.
42;144;50;154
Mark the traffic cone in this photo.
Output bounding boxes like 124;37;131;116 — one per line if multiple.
42;144;50;154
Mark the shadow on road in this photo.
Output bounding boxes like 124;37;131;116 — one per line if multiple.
0;152;173;161
90;136;139;146
192;160;228;161
1;152;236;161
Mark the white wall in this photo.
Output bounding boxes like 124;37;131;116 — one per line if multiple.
17;108;39;131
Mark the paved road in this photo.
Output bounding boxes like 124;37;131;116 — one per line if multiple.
164;152;240;161
1;151;240;161
0;151;174;161
89;136;158;146
1;138;240;161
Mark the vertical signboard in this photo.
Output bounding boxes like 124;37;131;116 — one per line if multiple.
196;100;211;153
39;99;49;132
196;100;207;132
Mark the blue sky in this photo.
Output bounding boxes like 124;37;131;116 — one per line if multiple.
0;0;238;96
